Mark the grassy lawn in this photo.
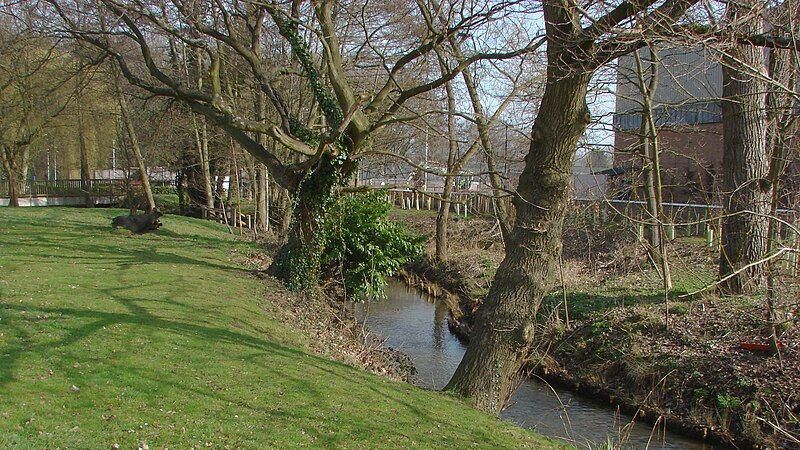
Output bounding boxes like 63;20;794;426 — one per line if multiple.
0;208;558;449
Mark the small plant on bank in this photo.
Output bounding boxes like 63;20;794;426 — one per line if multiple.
321;190;425;300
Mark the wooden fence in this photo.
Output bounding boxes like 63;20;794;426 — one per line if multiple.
383;188;798;240
0;179;174;201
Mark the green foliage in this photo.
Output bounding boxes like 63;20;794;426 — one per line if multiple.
322;191;425;300
151;185;178;195
716;393;742;410
693;388;711;402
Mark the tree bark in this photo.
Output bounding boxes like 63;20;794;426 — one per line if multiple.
719;2;770;295
280;188;293;234
117;88;156;212
197;115;215;215
1;146;21;207
634;48;672;291
268;154;345;288
445;60;592;411
257;164;269;233
764;22;797;352
77;106;93;208
459;60;512;242
435;81;459;261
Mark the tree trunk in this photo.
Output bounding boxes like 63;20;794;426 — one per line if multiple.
198;116;215;215
257;164;269;233
117;89;156;212
77;107;93;208
1;146;21;207
280;188;293;234
268;154;343;289
764;28;797;352
460;62;512;242
719;3;770;295
445;67;592;411
635;48;672;292
435;81;459;261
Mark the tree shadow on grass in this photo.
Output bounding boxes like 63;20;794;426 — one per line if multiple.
2;235;245;274
0;299;489;448
0;301;305;390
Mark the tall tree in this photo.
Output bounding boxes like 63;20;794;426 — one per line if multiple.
445;0;704;412
633;46;672;292
47;0;532;289
718;0;771;295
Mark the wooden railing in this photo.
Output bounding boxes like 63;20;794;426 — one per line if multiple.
382;187;798;240
0;179;174;199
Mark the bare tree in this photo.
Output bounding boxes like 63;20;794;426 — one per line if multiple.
445;0;717;412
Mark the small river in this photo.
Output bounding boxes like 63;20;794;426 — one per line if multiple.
355;280;714;449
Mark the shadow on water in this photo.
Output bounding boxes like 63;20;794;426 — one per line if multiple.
356;280;716;450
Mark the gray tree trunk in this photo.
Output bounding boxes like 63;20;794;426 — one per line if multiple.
77;106;93;208
719;1;770;295
445;58;593;411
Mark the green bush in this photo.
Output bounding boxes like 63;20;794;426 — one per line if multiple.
321;190;425;300
716;393;742;410
152;185;178;195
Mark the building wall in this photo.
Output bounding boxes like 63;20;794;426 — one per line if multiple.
613;123;723;203
612;46;725;204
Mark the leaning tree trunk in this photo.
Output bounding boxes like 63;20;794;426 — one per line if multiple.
635;48;672;291
118;88;156;212
445;67;592;411
719;3;770;295
436;176;455;260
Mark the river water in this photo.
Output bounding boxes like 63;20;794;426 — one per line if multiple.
355;280;714;449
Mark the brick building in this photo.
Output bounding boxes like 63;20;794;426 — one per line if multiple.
609;47;725;203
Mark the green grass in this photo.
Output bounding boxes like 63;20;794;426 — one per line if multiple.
542;245;716;321
0;208;559;449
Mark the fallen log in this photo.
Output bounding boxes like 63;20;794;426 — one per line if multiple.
111;210;163;234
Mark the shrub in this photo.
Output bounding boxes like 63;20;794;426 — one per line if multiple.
321;190;425;300
152;185;178;195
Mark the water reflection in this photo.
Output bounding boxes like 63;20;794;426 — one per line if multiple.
356;280;714;449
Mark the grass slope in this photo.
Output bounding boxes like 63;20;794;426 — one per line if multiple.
0;208;557;449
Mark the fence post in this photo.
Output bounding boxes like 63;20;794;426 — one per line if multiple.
706;226;714;247
667;224;675;240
